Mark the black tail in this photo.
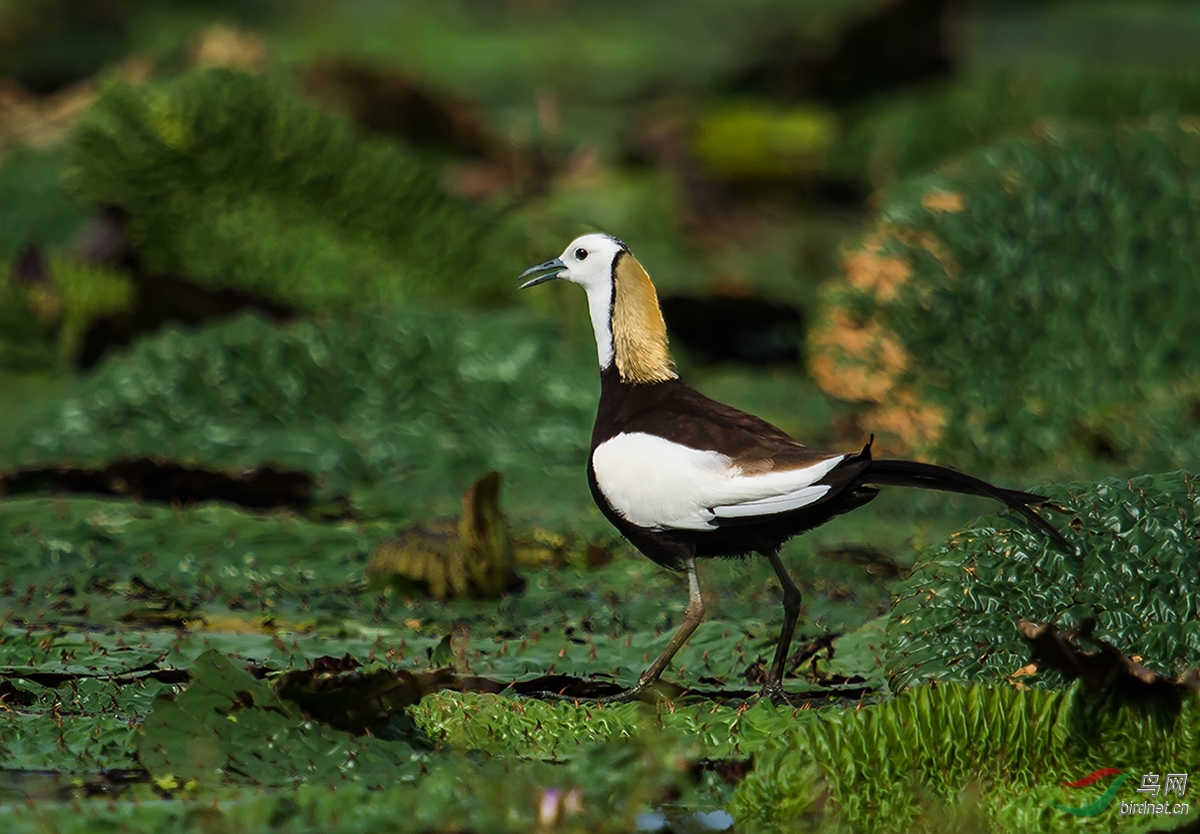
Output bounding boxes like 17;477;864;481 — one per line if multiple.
865;458;1071;551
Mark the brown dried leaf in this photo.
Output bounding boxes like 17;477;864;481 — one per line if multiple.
1017;619;1200;702
367;470;523;601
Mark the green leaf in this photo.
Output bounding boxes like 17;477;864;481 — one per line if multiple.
5;307;599;527
429;634;454;668
137;649;423;788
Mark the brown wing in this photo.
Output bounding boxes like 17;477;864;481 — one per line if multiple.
593;373;842;474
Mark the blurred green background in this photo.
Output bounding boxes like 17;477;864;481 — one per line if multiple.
2;1;1200;832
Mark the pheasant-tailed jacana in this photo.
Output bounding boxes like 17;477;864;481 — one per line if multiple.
519;233;1068;701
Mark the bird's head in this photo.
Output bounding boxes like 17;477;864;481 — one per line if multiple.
519;233;676;384
517;232;625;293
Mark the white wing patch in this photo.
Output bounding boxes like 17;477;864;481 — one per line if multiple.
591;432;844;532
710;485;831;519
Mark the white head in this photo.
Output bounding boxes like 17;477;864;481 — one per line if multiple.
519;233;676;384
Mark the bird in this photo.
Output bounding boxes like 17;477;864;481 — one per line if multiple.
518;232;1069;702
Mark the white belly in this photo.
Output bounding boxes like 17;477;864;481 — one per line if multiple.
591;432;843;531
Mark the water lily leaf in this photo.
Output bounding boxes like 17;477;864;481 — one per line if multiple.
137;649;423;788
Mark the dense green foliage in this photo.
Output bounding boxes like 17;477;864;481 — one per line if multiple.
71;69;512;308
5;309;599;525
730;683;1199;833
812;121;1200;474
888;471;1200;690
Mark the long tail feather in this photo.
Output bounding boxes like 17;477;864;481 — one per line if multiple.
865;458;1071;550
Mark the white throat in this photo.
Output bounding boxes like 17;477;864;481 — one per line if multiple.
583;280;615;370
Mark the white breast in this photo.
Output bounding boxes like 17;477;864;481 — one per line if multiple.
591;432;844;531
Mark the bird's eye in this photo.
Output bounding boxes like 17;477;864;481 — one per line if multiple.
574;248;588;261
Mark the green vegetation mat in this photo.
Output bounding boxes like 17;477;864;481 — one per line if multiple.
1;467;1194;832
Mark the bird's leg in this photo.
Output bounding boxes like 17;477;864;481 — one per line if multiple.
762;547;801;702
591;555;704;704
521;555;704;704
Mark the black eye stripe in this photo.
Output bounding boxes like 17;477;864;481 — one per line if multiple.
575;248;588;261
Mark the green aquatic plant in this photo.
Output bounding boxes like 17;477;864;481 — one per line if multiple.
836;64;1200;185
730;682;1200;833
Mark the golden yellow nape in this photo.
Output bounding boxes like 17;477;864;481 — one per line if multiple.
611;253;677;384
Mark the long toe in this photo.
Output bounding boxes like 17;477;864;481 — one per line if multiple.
595;684;648;705
518;688;619;704
759;683;794;706
521;680;670;705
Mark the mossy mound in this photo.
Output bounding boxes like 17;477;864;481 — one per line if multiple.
810;121;1200;473
412;690;795;761
730;683;1200;833
3;310;597;526
887;471;1200;691
69;68;512;310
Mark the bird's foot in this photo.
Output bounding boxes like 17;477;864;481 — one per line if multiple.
758;683;794;706
593;683;651;705
521;678;675;705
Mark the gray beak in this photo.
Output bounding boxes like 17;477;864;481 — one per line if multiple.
517;257;566;289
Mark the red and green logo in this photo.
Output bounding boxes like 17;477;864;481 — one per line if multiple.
1052;768;1130;816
